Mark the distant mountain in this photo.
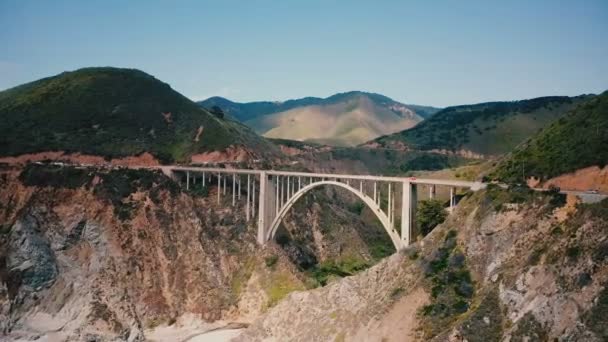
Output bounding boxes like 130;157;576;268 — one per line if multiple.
0;67;278;163
491;91;607;183
371;95;590;157
198;96;321;122
199;91;440;146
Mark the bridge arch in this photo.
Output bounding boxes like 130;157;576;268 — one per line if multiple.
265;180;404;250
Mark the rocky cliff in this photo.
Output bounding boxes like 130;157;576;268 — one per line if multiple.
238;186;608;341
0;163;391;341
0;164;283;340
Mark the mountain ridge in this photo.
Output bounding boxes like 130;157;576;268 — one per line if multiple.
198;91;440;122
370;95;592;157
200;91;439;146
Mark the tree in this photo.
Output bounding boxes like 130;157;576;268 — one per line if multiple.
417;199;447;236
209;105;224;119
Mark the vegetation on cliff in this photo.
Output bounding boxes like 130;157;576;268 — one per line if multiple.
419;230;475;338
417;199;447;236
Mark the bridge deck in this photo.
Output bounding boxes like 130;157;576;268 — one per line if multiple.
147;165;482;188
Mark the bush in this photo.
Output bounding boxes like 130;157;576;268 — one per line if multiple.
419;230;475;339
209;105;225;119
309;258;370;286
417;199;448;236
348;201;364;215
264;255;279;268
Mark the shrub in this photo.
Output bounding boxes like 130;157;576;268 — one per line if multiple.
390;287;405;299
417;199;448;236
419;230;475;339
309;258;370;286
264;255;279;268
348;201;364;215
209;105;225;119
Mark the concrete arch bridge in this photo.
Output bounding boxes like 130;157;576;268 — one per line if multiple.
153;166;486;250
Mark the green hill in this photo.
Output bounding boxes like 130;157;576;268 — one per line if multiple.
0;67;277;163
491;91;608;183
200;92;440;147
372;96;589;156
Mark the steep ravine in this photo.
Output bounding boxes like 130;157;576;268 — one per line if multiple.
0;164;391;341
238;186;608;341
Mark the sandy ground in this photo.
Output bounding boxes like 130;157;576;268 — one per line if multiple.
145;314;245;342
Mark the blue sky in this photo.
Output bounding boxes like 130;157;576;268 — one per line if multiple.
1;0;606;107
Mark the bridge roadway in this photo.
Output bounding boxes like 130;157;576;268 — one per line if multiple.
138;165;486;250
150;165;486;189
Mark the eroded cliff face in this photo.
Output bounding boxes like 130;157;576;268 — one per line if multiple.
0;165;301;341
238;186;608;341
0;164;393;341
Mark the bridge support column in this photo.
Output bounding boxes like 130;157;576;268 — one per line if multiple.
246;175;250;221
450;187;455;211
257;171;268;245
186;171;190;190
374;182;377;204
401;181;417;247
232;175;236;206
217;174;221;204
252;179;256;218
429;185;436;199
388;183;392;226
275;177;279;215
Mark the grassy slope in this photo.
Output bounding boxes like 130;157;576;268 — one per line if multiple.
491;91;608;182
245;93;424;146
0;67;277;163
373;96;588;156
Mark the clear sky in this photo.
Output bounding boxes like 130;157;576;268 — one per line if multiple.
1;0;607;107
